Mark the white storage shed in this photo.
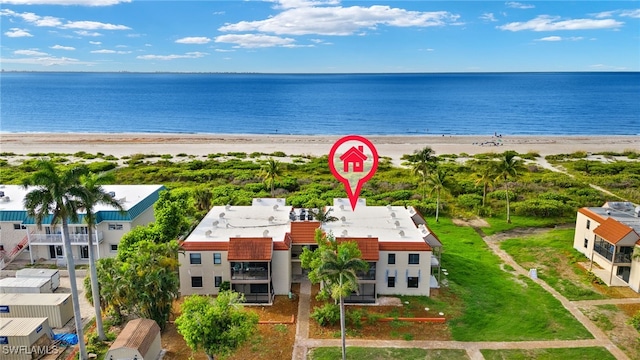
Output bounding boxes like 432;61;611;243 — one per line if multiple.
106;318;162;360
0;317;54;360
0;277;53;294
0;293;73;328
15;268;60;291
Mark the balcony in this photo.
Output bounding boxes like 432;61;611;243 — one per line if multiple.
356;262;376;281
231;262;269;281
614;252;632;264
29;232;104;245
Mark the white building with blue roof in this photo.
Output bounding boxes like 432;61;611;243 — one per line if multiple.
0;184;165;268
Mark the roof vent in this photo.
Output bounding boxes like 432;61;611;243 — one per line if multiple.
341;230;348;237
268;216;275;222
219;212;225;218
108;191;116;197
386;204;392;211
1;196;10;202
205;230;212;237
394;220;400;228
339;205;345;211
398;230;405;237
606;210;611;215
0;191;4;197
635;206;640;217
225;204;231;210
408;207;416;215
273;204;279;211
367;234;372;238
256;198;262;202
340;216;346;222
263;230;269;237
212;220;219;227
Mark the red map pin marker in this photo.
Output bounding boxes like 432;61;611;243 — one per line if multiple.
328;135;379;210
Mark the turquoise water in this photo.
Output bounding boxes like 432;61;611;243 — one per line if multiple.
1;72;638;135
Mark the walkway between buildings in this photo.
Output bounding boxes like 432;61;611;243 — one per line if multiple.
291;231;633;360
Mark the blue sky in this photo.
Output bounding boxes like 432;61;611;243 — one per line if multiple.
1;0;638;72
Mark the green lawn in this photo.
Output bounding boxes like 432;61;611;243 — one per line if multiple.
427;218;592;341
481;347;616;360
500;228;604;301
481;216;573;236
310;347;469;360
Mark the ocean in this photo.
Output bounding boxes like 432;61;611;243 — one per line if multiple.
1;72;638;136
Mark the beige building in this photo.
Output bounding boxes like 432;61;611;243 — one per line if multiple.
573;202;640;292
179;198;441;304
0;185;164;268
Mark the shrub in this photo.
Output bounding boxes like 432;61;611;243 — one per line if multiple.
457;194;483;210
311;303;340;326
513;199;573;217
219;281;231;291
488;190;517;201
586;271;605;285
346;308;367;329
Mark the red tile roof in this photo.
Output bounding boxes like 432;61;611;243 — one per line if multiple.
337;237;379;261
593;217;635;244
274;233;292;251
378;241;431;252
290;221;321;244
578;208;606;222
228;238;273;261
180;241;228;251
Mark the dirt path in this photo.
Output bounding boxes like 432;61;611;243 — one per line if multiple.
292;278;312;360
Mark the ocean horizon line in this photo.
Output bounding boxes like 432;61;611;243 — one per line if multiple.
2;70;639;75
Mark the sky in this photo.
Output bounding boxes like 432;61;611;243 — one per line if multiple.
0;0;639;73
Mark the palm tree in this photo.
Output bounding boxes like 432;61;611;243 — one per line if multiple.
193;187;212;212
261;158;281;197
473;162;495;207
78;172;123;341
426;168;450;222
493;151;524;223
409;147;437;200
310;207;338;223
317;240;368;360
23;160;89;360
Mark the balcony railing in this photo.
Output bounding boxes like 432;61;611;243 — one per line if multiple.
29;232;104;245
231;262;269;281
594;242;614;262
614;253;632;264
357;269;376;281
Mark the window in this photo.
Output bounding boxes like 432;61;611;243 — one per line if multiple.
80;246;89;259
387;276;395;288
408;253;420;265
190;253;202;265
214;253;222;264
250;284;268;293
108;223;123;230
584;238;589;248
407;276;419;288
388;253;396;265
586;220;591;229
13;224;21;230
110;244;118;252
215;276;222;287
191;276;203;288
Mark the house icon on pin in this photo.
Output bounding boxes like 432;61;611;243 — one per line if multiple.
340;145;367;172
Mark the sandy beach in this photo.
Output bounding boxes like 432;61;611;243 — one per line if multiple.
1;133;638;164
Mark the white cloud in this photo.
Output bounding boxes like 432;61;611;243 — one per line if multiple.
498;15;623;31
275;0;340;9
75;30;102;37
1;9;129;31
4;27;33;37
219;5;460;36
214;49;235;52
137;52;207;61
212;11;225;15
505;2;535;9
51;44;75;50
0;0;130;5
89;41;101;45
90;49;131;54
0;56;94;66
175;36;211;44
589;64;627;70
215;34;296;48
620;9;640;18
591;11;616;19
536;36;583;41
480;13;498;22
61;21;130;30
14;49;48;56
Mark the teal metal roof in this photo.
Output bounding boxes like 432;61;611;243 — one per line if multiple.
0;211;27;222
15;186;165;225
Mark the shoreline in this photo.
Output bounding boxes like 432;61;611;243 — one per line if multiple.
1;133;638;165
